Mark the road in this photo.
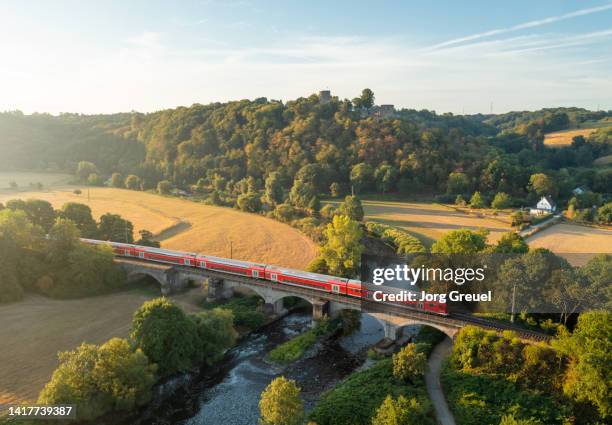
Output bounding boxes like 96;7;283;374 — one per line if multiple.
425;337;456;425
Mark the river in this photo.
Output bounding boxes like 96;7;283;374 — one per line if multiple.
129;309;412;425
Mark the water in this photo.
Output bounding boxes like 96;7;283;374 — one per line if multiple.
134;311;410;425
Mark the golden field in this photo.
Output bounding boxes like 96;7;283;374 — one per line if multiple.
543;127;608;147
360;200;513;248
0;288;205;404
526;223;612;266
0;186;317;269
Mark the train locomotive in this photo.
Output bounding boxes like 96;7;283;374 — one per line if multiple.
81;239;447;316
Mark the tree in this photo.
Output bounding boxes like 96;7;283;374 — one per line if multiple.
337;195;364;221
499;414;542;425
494;232;528;254
237;192;262;213
59;202;98;238
38;338;155;421
431;229;488;254
259;376;304;425
288;178;316;209
372;395;429;425
319;215;364;277
130;298;199;377
110;172;123;188
329;182;344;197
350;163;374;194
263;172;284;206
191;308;237;366
157;180;173;195
455;194;466;206
359;88;375;109
375;164;399;193
76;161;97;182
392;343;427;382
14;199;56;232
125;174;141;190
553;311;611;419
491;192;512;209
469;191;485;209
135;229;160;248
597;202;612;224
528;173;556;197
87;173;103;186
98;213;134;243
447;172;469;194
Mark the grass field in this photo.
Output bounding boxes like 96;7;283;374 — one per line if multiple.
0;172;72;190
0;286;205;404
359;200;513;248
526;223;612;265
0;187;317;269
543;128;599;147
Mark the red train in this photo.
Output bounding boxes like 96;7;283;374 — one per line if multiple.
81;239;447;315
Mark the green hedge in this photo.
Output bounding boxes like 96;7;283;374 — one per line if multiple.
365;222;427;254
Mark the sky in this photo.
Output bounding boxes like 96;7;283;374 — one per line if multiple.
0;0;611;115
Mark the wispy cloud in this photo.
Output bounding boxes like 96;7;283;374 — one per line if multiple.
429;2;612;50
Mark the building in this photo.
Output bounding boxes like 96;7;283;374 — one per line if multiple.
529;196;557;216
318;90;331;104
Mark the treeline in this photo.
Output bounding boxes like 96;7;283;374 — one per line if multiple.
443;311;611;424
0;199;155;302
39;297;237;421
2;93;609;214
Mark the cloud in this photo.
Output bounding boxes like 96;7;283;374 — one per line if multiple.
429;2;612;50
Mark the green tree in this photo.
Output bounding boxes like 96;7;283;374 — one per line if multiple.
13;199;56;232
237;192;262;212
320;215;364;277
494;232;528;254
375;164;399;193
191;308;237;366
455;194;466;206
528;173;556;197
553;311;611;419
289;178;316;209
498;414;542;425
59;202;98;238
337;195;364;221
469;191;485;208
491;192;512;209
135;229;160;248
392;343;427;382
38;338;156;421
597;202;612;224
130;298;199;377
431;229;488;254
259;376;304;425
350;163;374;194
125;174;141;190
110;172;123;188
76;161;97;182
263;172;284;206
98;213;134;243
447;172;469;194
157;180;173;194
372;395;429;425
87;173;103;186
359;88;375;109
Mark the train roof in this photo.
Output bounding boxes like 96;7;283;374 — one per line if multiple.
266;265;347;282
199;254;266;268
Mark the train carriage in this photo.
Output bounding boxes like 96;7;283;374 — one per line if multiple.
198;255;266;279
264;266;349;294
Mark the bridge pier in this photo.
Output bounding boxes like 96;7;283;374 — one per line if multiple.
206;277;234;302
311;299;329;324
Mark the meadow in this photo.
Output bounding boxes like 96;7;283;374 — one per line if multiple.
0;186;317;269
543;122;611;147
0;171;72;189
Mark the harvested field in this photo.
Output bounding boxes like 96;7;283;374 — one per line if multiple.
0;286;206;404
543;127;608;147
526;223;612;265
359;200;513;248
0;187;317;269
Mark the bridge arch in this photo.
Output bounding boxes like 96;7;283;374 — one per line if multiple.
394;320;458;340
126;270;170;294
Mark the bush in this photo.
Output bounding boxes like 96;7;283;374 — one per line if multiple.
268;329;317;364
190;308;237;366
469;191;486;208
237;192;262;212
392;343;428;382
38;338;156;421
156;180;173;194
371;394;430;425
259;376;304;425
491;192;512;209
365;222;426;254
130;298;200;377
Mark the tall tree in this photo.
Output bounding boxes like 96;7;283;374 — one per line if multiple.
259;376;304;425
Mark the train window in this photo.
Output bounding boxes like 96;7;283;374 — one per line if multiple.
271;273;278;282
199;261;206;268
418;302;424;309
252;270;259;278
138;252;145;259
331;284;340;294
184;259;191;266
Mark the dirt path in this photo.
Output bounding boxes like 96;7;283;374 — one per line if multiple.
425;338;456;425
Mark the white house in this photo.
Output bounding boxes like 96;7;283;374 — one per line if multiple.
530;196;556;216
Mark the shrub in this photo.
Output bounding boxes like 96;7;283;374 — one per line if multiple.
259;376;304;425
491;192;512;209
268;329;317;364
371;395;429;425
392;343;428;382
156;180;173;195
469;191;485;208
365;222;426;254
